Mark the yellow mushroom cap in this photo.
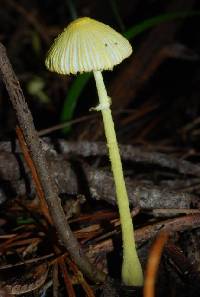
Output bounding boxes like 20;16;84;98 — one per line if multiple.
45;17;132;75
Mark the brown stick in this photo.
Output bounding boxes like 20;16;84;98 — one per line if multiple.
53;140;200;177
143;232;169;297
87;213;200;256
2;139;200;178
58;258;76;297
16;126;52;225
0;149;198;210
0;42;106;283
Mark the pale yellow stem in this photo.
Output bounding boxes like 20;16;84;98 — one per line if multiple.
93;70;143;286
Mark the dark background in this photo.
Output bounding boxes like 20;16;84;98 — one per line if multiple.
0;2;200;296
0;0;200;152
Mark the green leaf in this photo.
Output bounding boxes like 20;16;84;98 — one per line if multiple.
60;73;91;133
124;11;200;39
16;216;35;225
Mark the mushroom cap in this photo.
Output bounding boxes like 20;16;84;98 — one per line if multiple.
45;17;132;75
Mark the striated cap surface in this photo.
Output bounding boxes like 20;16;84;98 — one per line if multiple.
45;17;132;75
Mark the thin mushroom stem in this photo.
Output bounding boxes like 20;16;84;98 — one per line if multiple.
93;70;143;286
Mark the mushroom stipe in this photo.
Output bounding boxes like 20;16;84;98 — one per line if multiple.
45;17;143;286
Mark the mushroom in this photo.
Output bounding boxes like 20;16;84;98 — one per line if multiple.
45;17;143;286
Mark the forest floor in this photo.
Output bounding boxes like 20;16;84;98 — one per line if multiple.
0;0;200;296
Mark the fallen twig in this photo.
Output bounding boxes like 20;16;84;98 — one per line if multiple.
16;126;52;224
59;258;76;297
86;214;200;256
0;149;198;209
143;232;169;297
0;42;106;283
2;139;200;177
55;140;200;177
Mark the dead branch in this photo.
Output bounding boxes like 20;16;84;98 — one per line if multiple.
2;138;200;178
0;42;106;283
0;149;198;210
51;140;200;177
87;214;200;256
